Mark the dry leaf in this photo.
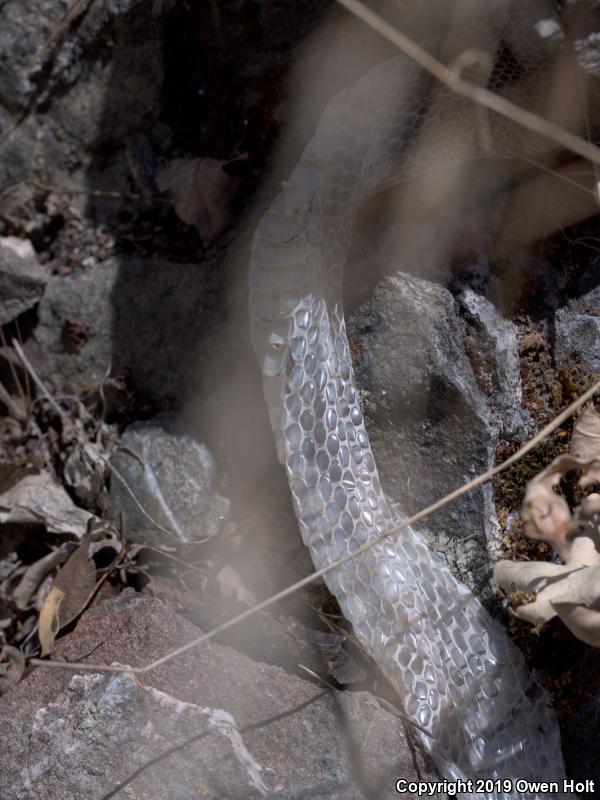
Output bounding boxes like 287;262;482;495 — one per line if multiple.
38;535;97;655
38;585;65;656
63;439;109;507
0;645;25;694
494;559;600;647
12;543;75;611
155;156;242;245
0;470;93;536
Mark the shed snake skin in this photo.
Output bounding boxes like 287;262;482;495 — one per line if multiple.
249;3;575;796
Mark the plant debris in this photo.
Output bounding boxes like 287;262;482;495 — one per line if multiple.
155;156;243;246
494;401;600;647
0;645;25;694
0;469;94;536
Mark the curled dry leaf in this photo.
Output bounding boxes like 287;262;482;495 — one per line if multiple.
12;543;76;611
155;156;242;246
494;557;600;647
63;439;110;508
0;645;25;694
0;469;93;537
38;534;97;656
494;401;600;647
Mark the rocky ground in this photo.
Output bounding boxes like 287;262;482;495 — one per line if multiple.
1;1;600;798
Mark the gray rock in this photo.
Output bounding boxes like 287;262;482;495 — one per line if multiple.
0;108;35;194
36;255;223;402
555;310;600;372
0;0;47;111
0;244;47;325
347;272;499;595
460;287;531;440
0;0;164;214
0;592;439;799
554;266;600;372
36;258;117;389
107;414;231;546
12;671;270;800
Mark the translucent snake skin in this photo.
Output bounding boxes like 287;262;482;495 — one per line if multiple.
249;6;572;797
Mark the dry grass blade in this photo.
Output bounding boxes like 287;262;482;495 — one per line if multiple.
29;179;173;204
28;378;600;675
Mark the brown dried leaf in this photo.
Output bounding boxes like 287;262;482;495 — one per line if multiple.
155;157;241;245
37;536;97;655
12;543;75;611
53;537;97;623
0;645;25;694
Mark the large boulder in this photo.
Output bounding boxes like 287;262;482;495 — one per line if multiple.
0;591;439;799
348;271;500;594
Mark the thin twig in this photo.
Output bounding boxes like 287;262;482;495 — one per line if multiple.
28;378;600;675
29;179;173;205
335;0;600;169
14;319;31;402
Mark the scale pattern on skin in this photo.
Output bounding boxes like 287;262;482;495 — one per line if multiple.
249;24;569;798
